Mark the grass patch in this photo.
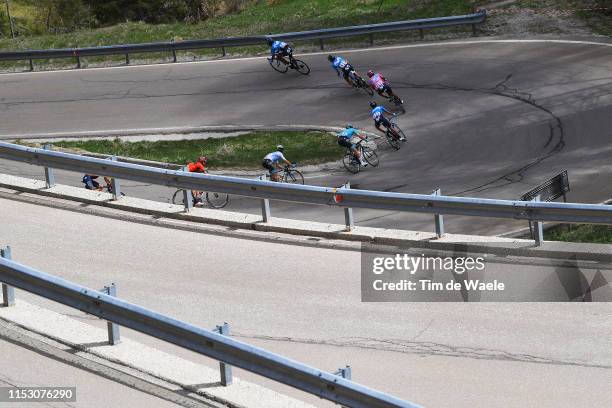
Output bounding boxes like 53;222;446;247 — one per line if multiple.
0;0;479;69
46;131;342;169
545;223;612;244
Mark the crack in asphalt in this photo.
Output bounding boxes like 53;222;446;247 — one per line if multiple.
234;332;612;369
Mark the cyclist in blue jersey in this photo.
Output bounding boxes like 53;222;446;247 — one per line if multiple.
262;145;293;182
370;101;406;141
328;54;357;88
337;125;368;166
268;39;293;66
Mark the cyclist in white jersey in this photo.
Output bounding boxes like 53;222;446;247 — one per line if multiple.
262;145;292;182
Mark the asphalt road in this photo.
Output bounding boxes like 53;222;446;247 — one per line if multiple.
1;39;612;235
1;198;612;407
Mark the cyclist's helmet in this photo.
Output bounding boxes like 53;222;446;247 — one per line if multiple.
276;144;285;152
198;156;208;164
367;70;375;77
370;101;377;108
346;124;354;129
327;55;334;62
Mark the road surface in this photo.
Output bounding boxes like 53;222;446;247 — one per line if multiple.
1;197;612;407
1;40;612;235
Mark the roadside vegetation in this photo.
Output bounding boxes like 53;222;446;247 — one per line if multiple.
0;1;478;50
545;223;612;244
26;131;342;169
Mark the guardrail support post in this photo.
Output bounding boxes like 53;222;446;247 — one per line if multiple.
369;34;374;46
76;55;81;69
1;246;15;307
215;323;233;386
259;175;271;222
319;39;324;50
343;182;354;232
182;166;194;212
419;29;424;40
335;365;352;380
472;23;477;36
43;144;55;189
172;49;177;63
125;53;130;65
110;156;122;200
533;196;544;246
221;47;226;57
433;188;444;238
29;59;34;71
103;283;120;345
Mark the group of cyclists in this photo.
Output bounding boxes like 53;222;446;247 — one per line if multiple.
84;40;405;205
268;39;406;171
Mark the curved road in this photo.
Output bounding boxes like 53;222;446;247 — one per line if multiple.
1;39;612;235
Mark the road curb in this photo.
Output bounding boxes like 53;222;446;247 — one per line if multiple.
1;174;611;263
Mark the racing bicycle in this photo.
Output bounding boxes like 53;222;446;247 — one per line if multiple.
268;54;310;75
380;88;405;113
172;189;230;209
276;164;304;184
342;139;379;174
384;116;407;151
350;72;374;96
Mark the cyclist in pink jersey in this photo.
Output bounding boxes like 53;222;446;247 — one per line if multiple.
367;70;403;103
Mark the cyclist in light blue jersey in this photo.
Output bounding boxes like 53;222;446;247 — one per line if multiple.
262;145;293;182
337;124;368;166
268;39;293;66
328;54;356;87
370;101;405;141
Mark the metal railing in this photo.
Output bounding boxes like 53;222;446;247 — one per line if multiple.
0;251;419;408
0;11;486;69
1;142;611;233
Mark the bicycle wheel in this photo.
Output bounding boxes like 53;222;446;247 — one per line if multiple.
386;129;401;150
362;147;379;167
172;189;189;206
283;169;304;184
206;192;230;209
393;123;407;141
292;59;310;75
343;152;360;174
269;57;288;73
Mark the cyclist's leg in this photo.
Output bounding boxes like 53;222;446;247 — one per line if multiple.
380;117;398;139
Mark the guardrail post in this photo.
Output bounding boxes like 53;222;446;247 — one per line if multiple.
319;39;324;50
343;182;354;232
1;246;15;307
334;365;352;380
76;54;81;69
532;196;544;246
215;322;233;386
419;29;424;40
432;188;444;238
29;59;34;71
182;166;193;212
369;34;374;46
109;156;122;200
259;175;271;222
102;283;120;345
221;47;226;57
43;144;55;189
125;53;130;65
472;23;477;36
172;45;178;63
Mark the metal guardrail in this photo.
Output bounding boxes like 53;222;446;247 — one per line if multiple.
1;141;611;227
0;11;486;68
0;254;419;408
